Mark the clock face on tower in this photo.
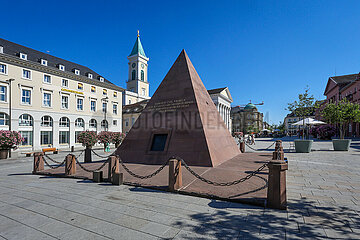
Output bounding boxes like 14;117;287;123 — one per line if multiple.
132;63;136;68
141;63;145;69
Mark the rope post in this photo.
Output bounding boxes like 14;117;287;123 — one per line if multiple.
112;172;123;185
169;159;182;191
85;147;92;163
65;154;76;176
93;171;103;182
32;152;44;174
267;159;288;210
273;140;284;160
239;142;245;153
108;156;119;183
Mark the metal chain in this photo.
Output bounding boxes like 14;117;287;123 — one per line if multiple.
91;149;115;159
75;150;85;159
43;156;66;169
43;154;63;164
245;141;276;151
117;155;169;179
74;156;109;173
172;156;268;186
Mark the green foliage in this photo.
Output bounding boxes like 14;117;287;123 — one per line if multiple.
321;99;360;139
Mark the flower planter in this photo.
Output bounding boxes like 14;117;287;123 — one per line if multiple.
0;149;9;159
332;139;351;151
294;140;313;153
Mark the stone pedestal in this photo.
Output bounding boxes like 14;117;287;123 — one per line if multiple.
169;159;182;191
32;152;44;174
112;173;123;185
239;142;245;153
108;156;119;183
85;147;92;163
273;140;284;160
93;171;103;182
65;154;76;176
267;160;288;209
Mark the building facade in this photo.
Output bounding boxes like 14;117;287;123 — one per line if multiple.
283;109;315;135
122;99;149;134
122;32;150;106
0;38;123;152
208;87;233;131
231;103;264;134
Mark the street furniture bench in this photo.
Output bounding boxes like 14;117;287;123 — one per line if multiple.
42;148;58;154
22;152;34;157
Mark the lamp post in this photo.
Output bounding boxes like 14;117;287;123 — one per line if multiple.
6;78;15;158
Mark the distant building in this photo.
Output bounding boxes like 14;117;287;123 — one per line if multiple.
231;103;264;134
122;99;149;134
283;108;315;135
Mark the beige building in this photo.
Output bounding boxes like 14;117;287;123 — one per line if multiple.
0;38;124;152
122;99;149;134
231;103;264;134
284;108;315;135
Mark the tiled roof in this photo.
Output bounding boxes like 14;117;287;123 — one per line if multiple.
123;99;149;113
207;87;226;94
330;73;360;91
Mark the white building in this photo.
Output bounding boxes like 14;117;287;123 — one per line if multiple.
0;38;124;153
208;87;233;132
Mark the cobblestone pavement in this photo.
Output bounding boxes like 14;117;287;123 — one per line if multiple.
0;142;359;239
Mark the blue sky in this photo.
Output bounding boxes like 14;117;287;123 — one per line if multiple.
1;0;360;124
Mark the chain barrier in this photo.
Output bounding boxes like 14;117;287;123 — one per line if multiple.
43;154;63;164
245;141;276;151
116;155;169;179
91;149;115;159
172;156;268;186
74;150;85;159
74;156;109;173
43;156;66;169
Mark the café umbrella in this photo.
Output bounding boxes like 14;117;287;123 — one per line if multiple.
292;118;326;126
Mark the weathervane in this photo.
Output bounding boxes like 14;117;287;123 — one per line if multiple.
137;30;140;37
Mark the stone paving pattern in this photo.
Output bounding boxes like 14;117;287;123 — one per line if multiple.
0;140;359;239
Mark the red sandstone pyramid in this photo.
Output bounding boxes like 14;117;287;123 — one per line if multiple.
116;50;240;166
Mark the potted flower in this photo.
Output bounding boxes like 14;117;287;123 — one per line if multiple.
321;99;360;151
0;130;23;159
98;131;113;152
112;132;126;148
77;131;98;163
287;87;318;153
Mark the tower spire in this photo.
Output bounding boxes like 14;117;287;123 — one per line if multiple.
137;30;139;37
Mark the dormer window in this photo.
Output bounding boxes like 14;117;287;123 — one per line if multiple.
87;73;93;79
41;59;47;66
0;46;3;53
20;53;27;60
99;77;104;82
74;69;80;75
58;64;65;71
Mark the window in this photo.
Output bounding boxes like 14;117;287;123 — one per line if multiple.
77;98;83;111
19;114;33;126
58;64;65;71
129;100;131;104
43;92;51;107
142;88;146;96
132;70;136;80
113;120;117;126
75;118;84;128
20;131;33;146
41;116;53;127
102;102;107;113
75;131;81;143
44;75;51;83
41;131;53;145
113;91;117;98
74;69;80;75
0;86;6;102
0;46;3;53
21;89;31;105
103;89;107;96
101;120;108;129
59;117;70;127
62;79;68;87
141;70;144;81
91;86;96;93
0;113;9;126
125;119;129;127
113;104;117;114
87;73;93;79
20;53;27;60
59;131;70;144
41;59;47;66
99;77;104;82
0;64;7;74
61;95;69;109
78;83;83;90
91;100;96;112
89;119;97;128
131;117;135;125
150;134;168;151
22;69;31;79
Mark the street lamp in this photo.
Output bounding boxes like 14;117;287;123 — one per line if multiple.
6;78;15;158
102;96;109;131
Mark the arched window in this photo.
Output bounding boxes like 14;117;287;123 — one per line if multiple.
0;113;9;126
19;114;33;126
141;70;144;81
41;116;53;127
59;117;70;127
89;119;97;128
75;118;84;128
101;120;108;129
131;70;136;80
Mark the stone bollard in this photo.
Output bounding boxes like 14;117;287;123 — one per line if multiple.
273;140;284;160
239;142;245;153
112;173;124;185
65;154;76;176
93;171;103;182
108;156;119;183
71;146;74;152
84;147;92;163
169;159;182;191
32;152;44;174
267;160;288;209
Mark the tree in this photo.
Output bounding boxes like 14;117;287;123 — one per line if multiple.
321;99;360;139
287;87;317;140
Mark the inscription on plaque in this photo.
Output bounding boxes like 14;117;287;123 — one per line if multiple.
147;99;194;112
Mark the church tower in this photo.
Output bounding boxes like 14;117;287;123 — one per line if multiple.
127;31;149;99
